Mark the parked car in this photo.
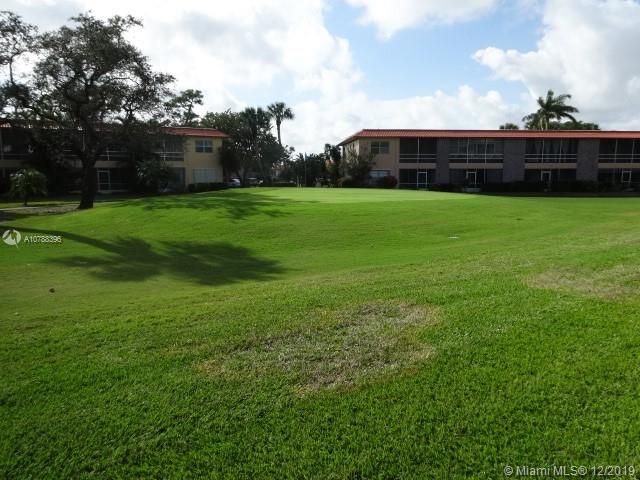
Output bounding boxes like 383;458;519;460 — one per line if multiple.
228;178;241;188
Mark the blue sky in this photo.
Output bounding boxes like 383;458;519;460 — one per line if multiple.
5;0;640;152
234;0;542;109
324;1;539;103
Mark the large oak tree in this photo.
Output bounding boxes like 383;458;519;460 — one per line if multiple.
1;12;174;209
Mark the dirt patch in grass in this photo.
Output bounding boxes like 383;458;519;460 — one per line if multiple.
196;302;438;394
0;204;77;221
525;264;640;300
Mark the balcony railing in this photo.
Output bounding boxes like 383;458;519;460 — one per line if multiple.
95;150;184;162
399;153;436;163
155;151;184;161
1;148;184;164
0;152;30;161
98;150;129;161
598;154;640;163
525;154;577;163
448;153;504;163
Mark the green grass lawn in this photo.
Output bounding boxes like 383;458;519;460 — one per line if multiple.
1;188;639;478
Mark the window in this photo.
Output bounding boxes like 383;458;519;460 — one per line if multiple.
371;141;389;155
399;169;416;185
195;139;213;153
193;168;217;183
599;169;636;185
369;170;391;179
96;168;128;191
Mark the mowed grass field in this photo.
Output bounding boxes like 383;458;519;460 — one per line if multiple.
1;188;639;478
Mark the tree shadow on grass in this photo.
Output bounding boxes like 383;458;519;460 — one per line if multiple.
116;190;315;221
5;226;285;285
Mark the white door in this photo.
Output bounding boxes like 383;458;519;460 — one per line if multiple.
541;170;552;187
417;170;428;189
97;169;110;191
466;170;477;186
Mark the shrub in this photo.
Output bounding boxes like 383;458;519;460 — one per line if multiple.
430;183;460;192
343;146;374;183
376;175;398;189
136;158;173;192
272;181;297;187
187;182;228;193
338;176;355;187
9;168;48;206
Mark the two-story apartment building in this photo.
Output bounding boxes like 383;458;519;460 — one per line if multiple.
338;129;640;190
0;125;228;192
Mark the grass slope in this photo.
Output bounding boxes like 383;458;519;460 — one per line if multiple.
1;188;639;478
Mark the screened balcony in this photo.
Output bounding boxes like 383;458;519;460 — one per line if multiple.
399;138;437;163
525;139;577;163
449;138;504;163
599;139;640;163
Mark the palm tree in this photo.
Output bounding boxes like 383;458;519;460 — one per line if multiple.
523;90;579;130
267;102;295;146
241;107;271;141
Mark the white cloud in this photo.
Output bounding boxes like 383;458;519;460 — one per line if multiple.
4;0;519;153
290;86;517;151
345;0;498;39
474;0;640;129
4;0;361;113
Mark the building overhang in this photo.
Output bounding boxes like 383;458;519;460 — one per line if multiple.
337;129;640;146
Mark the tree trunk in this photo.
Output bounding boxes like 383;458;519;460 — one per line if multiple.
78;162;97;210
276;122;282;146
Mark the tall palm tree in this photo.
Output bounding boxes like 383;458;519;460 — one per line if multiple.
522;90;579;130
267;102;295;146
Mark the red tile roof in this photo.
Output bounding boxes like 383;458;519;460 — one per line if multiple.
0;122;230;138
338;129;640;146
163;127;229;138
